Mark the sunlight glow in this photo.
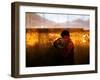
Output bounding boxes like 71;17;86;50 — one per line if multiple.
26;32;38;47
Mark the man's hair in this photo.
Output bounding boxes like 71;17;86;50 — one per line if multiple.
61;30;70;37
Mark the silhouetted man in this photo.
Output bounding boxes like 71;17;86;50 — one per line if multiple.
54;30;74;65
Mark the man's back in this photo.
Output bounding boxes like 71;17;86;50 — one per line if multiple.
54;38;74;65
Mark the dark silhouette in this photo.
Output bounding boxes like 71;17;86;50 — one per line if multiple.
54;30;74;65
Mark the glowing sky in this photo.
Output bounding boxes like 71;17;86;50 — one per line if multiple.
37;13;89;23
26;13;90;29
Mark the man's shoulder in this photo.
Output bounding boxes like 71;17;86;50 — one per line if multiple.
53;38;65;48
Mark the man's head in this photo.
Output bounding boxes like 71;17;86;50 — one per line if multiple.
61;30;70;39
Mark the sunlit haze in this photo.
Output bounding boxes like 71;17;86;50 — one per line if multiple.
26;13;90;30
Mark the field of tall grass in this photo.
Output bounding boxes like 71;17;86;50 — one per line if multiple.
26;28;89;67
